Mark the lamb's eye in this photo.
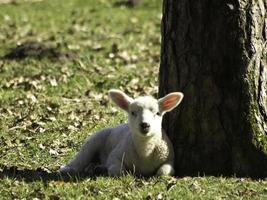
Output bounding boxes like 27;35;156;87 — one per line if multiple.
131;111;136;117
156;112;161;116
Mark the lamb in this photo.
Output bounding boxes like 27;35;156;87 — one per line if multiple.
59;89;183;176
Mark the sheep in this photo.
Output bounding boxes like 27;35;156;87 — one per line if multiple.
59;89;183;176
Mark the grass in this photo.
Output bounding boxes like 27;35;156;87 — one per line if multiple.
0;0;266;199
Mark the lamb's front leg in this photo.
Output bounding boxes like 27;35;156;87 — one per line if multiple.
156;162;175;176
106;153;126;176
107;163;123;176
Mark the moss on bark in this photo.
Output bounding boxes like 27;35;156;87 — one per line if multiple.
239;0;267;155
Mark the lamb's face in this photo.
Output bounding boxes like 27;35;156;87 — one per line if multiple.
109;89;183;138
128;96;162;137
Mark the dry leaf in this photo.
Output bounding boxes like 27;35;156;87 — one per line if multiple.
49;78;58;87
49;148;58;156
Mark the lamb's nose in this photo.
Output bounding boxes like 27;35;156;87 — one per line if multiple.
140;122;150;134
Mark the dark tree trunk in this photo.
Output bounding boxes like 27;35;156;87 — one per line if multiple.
159;0;267;177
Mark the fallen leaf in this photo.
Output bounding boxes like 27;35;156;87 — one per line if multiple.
49;78;58;87
49;148;59;156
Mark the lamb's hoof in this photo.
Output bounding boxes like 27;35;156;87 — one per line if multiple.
58;165;76;174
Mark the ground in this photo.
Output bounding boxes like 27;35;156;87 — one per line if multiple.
0;0;266;199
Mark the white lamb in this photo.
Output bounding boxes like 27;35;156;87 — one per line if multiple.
60;89;183;176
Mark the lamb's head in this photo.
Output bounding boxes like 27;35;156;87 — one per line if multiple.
109;89;183;137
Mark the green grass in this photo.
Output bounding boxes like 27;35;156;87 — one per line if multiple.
0;0;266;199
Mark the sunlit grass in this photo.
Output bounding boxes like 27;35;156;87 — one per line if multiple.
0;0;266;199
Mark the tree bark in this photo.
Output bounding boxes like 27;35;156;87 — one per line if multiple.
159;0;267;177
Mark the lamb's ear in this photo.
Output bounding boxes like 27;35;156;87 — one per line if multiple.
158;92;183;114
109;89;133;112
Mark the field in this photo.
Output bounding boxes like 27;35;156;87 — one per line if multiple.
0;0;266;199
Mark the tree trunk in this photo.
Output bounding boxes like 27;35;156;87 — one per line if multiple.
159;0;267;177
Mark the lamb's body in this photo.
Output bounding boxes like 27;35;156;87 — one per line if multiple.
63;124;174;176
60;89;183;176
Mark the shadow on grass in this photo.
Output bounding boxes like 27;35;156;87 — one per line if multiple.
1;165;265;182
2;40;76;61
113;0;141;8
0;165;107;182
